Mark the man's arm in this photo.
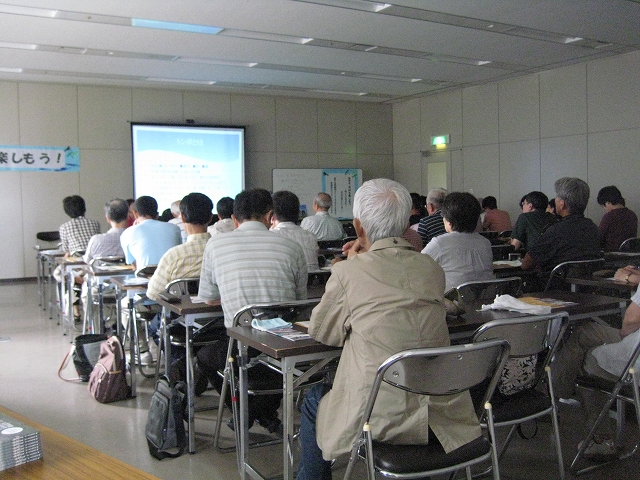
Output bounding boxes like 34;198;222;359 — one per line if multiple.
309;269;349;347
520;252;535;270
621;299;640;337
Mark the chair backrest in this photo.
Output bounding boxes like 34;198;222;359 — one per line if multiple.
135;264;158;278
359;339;510;426
543;258;606;292
165;277;200;296
479;231;499;244
455;277;522;308
317;239;344;250
472;313;569;379
619;237;640;253
232;299;321;327
499;230;512;238
491;243;515;260
36;231;60;243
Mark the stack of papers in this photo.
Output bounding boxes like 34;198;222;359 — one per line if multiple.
480;294;554;314
251;318;311;341
0;413;43;471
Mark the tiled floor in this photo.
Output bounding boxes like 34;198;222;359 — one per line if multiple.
1;280;639;479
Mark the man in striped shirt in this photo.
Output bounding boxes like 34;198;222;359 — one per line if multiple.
198;188;308;432
59;195;101;255
417;188;448;247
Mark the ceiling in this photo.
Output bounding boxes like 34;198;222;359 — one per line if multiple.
0;0;639;103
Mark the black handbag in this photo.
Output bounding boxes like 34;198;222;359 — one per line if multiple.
58;334;107;382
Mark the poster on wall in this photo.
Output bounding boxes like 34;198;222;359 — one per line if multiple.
0;146;80;172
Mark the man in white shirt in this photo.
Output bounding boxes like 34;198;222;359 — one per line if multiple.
300;192;345;241
271;190;319;271
83;198;128;263
207;196;235;236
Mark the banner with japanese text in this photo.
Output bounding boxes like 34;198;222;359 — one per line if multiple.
0;146;80;172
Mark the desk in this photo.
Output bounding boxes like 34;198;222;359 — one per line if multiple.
55;256;86;335
0;405;159;480
81;264;134;334
308;268;331;299
227;326;341;480
448;290;629;339
156;295;223;453
604;251;640;268
38;249;64;318
565;275;638;296
110;275;149;397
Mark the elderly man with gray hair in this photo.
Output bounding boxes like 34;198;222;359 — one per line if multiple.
417;187;448;247
300;192;345;241
521;177;600;271
296;179;481;480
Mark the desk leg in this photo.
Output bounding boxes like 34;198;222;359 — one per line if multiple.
185;319;195;453
282;357;295;480
97;281;105;334
128;295;137;398
236;341;249;479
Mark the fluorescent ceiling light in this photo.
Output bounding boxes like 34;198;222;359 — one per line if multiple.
146;77;216;85
177;57;258;68
0;67;23;73
309;89;366;96
0;41;37;50
131;18;222;35
360;73;422;83
0;4;57;17
220;29;312;44
564;36;584;44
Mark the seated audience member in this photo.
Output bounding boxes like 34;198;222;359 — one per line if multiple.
481;195;512;232
197;188;307;432
158;208;173;222
552;265;640;458
207;196;235;236
271;190;319;271
83;198;129;264
597;185;638;252
126;198;136;227
521;177;601;271
300;192;345;241
168;199;187;242
422;192;494;291
296;179;481;480
510;191;557;251
409;192;426;227
119;196;182;269
59;195;101;255
417;187;448;247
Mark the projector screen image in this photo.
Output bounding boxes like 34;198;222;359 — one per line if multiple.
131;123;245;213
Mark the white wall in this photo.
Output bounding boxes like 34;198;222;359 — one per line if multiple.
393;50;640;230
1;85;392;279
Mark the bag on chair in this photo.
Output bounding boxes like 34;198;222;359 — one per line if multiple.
145;376;187;460
88;335;131;403
58;333;107;382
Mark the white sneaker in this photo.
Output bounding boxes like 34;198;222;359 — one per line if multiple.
579;438;617;460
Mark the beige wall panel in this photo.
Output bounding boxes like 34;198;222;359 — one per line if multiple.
0;82;19;144
449;149;464;192
356;103;392;155
245;151;276;190
462;83;499;147
18;83;78;145
131;89;184;123
317;153;357;170
420;90;462;150
21;171;79;276
499;140;542;221
230;94;276;152
183;92;232;125
317;101;356;154
540;64;587;139
498;75;540;143
275;98;317;153
462;144;500;199
1;172;24;279
79;149;133;231
587;51;640;133
357;154;393;181
393;98;421;154
587;128;640;225
276;152;318;170
393;152;422;194
540;134;588;210
78;86;132;150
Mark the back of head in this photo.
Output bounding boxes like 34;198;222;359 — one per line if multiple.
481;196;498;210
352;178;411;244
597;185;624;207
104;198;129;223
525;191;549;211
216;197;234;219
426;188;447;210
134;196;158;218
442;192;482;233
314;192;332;210
234;188;273;222
272;190;300;223
170;200;181;217
180;192;213;225
63;195;86;218
555;177;590;215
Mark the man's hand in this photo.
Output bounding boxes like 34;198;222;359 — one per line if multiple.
346;238;367;259
614;265;640;283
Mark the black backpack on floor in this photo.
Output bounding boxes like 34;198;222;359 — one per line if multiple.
145;376;187;460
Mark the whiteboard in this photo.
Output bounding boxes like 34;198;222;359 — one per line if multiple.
273;168;362;220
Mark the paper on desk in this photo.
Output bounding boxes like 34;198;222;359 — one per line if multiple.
190;295;206;303
480;294;552;314
251;318;291;331
492;260;522;267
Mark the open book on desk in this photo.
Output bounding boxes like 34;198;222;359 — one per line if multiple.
251;318;311;341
